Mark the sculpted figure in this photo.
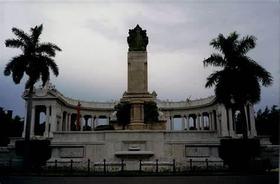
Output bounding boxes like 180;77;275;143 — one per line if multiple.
127;24;149;51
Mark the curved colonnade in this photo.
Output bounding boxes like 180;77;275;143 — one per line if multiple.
22;83;257;139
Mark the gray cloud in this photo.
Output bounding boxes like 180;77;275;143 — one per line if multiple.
0;1;279;117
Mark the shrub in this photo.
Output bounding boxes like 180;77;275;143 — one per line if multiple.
144;101;159;123
114;102;131;129
219;138;260;170
15;139;51;168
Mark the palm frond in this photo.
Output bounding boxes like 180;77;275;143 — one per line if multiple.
40;65;50;86
37;42;62;57
203;53;226;67
4;55;26;76
11;27;30;44
248;59;273;86
41;56;59;76
238;35;256;55
205;70;223;88
228;31;239;43
31;24;43;44
5;39;25;49
12;66;24;84
210;33;225;51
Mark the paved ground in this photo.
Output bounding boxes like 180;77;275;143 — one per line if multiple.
0;174;278;184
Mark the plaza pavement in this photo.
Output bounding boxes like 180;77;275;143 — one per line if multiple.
0;174;278;184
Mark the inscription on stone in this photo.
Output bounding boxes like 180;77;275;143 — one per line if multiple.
185;146;210;157
60;147;84;158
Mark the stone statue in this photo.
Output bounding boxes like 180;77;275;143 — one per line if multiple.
127;24;149;51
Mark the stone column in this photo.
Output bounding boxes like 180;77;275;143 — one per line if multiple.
197;114;201;130
249;104;257;137
228;108;235;137
30;105;36;137
22;102;28;138
129;101;145;129
127;51;148;93
91;116;95;129
65;113;68;131
209;112;213;130
201;114;205;130
181;115;185;130
166;117;170;130
193;116;197;129
170;117;174;130
244;105;250;136
95;117;99;127
68;113;71;131
50;105;57;137
44;106;50;137
80;115;83;132
185;115;189;130
220;105;229;136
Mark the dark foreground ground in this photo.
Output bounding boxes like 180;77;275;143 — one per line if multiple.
0;174;278;184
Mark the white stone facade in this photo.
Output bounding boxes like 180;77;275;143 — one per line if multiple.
21;83;258;168
22;84;257;139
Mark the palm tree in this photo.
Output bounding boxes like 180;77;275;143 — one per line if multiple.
203;32;272;139
4;24;61;142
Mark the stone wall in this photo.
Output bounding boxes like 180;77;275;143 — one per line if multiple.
50;131;221;170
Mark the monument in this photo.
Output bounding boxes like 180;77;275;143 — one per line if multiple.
16;25;261;170
122;25;157;129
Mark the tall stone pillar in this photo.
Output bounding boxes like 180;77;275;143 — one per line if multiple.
123;25;155;130
127;51;148;93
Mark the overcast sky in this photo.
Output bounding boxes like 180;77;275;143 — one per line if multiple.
0;0;279;117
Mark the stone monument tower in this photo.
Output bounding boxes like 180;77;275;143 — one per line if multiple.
122;25;155;129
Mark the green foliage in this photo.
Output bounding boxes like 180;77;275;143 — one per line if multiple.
115;102;131;129
203;32;272;107
219;138;260;170
144;101;159;123
203;32;273;139
255;105;279;144
114;101;159;128
4;24;62;90
0;109;23;146
15;140;51;168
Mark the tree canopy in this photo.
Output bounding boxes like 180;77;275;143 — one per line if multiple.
203;32;273;138
4;24;61;91
203;32;272;107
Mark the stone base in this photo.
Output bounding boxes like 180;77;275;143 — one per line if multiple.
121;92;155;102
127;121;167;130
128;123;145;130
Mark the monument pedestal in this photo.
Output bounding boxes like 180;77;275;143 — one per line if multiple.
122;25;160;130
